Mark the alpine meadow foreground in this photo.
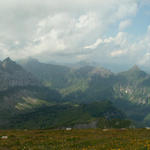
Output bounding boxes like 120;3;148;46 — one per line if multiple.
0;129;150;150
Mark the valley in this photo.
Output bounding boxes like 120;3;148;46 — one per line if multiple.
0;57;150;129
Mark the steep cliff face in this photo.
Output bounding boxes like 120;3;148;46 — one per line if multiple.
113;66;150;104
0;57;41;91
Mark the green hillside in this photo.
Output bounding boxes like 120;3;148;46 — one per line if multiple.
0;58;149;129
4;101;129;129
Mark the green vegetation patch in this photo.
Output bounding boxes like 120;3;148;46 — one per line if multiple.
0;129;150;150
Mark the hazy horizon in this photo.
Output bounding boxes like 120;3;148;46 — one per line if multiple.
0;56;146;73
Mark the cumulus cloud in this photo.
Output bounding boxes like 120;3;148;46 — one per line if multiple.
83;32;130;63
83;24;150;67
84;32;128;50
1;0;150;67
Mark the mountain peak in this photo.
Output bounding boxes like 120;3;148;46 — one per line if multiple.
2;57;14;66
120;64;147;81
2;57;23;73
3;57;13;63
129;65;140;72
0;57;41;90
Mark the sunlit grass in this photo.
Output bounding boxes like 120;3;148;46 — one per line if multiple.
0;129;150;150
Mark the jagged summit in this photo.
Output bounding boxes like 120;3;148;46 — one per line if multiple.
119;64;148;83
120;65;142;75
0;57;41;91
128;65;147;77
3;57;13;62
1;57;23;73
2;57;16;66
129;65;140;71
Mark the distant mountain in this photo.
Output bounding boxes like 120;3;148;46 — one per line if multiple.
19;58;70;89
7;58;150;128
118;65;148;83
0;58;62;127
60;65;150;127
0;57;135;129
19;58;113;94
19;58;150;105
0;57;41;91
114;65;150;104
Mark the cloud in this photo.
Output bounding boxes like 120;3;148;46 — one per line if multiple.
82;24;150;67
110;50;127;57
84;32;128;50
0;0;144;65
26;12;100;57
84;39;103;49
119;20;132;31
138;53;150;66
84;32;129;49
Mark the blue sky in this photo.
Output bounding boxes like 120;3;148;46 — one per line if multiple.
125;4;150;36
0;0;150;69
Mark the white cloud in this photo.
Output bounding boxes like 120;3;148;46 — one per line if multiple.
84;32;129;50
84;38;103;49
119;20;132;31
82;24;150;67
30;12;99;56
138;53;150;66
0;0;144;65
110;50;127;57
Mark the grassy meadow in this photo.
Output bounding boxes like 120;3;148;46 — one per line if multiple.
0;129;150;150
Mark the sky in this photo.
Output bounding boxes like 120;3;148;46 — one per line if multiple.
0;0;150;69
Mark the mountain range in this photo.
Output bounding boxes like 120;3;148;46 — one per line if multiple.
20;58;150;105
0;57;150;128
